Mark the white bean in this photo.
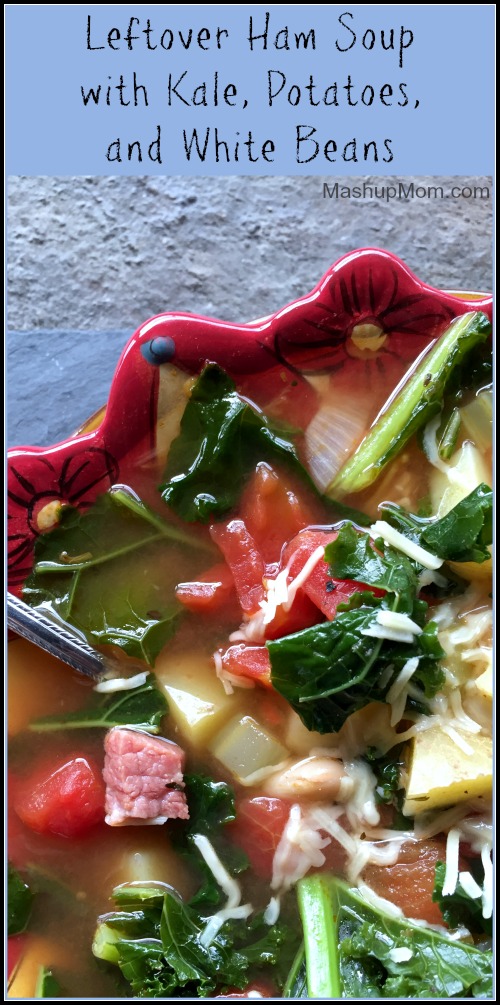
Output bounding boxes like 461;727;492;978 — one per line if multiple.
262;756;353;801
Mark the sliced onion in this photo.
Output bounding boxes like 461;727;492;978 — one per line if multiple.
303;398;370;491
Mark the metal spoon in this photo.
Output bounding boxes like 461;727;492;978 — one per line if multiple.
7;592;105;681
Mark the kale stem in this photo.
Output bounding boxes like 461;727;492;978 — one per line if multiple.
328;311;490;497
297;874;342;998
110;485;215;552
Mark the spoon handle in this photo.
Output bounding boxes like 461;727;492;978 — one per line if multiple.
7;592;105;681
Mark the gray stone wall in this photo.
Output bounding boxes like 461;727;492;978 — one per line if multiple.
7;175;492;446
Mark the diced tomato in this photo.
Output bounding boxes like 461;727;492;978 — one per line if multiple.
283;528;383;620
227;797;292;880
237;367;319;431
175;562;236;613
220;644;272;688
14;755;105;839
264;588;322;640
213;981;275;998
240;463;319;564
362;838;464;926
210;520;265;615
8;933;27;980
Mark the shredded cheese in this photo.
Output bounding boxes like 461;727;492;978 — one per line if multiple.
234;543;326;643
385;657;420;726
191;834;253;946
356;883;404;918
191;834;241;909
377;612;422;635
361;624;415;644
388;947;413;963
458;871;483;900
370;519;443;570
362;609;422;644
442;828;461;896
263;895;281;925
94;671;149;693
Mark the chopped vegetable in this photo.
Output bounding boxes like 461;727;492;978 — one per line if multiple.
35;966;64;998
433;859;492;936
436;406;461;461
14;755;106;838
329;311;491;496
380;484;493;565
155;651;243;745
296;874;493;998
93;883;295;998
209;714;289;781
175;562;236;613
23;493;186;664
459;387;493;452
227;796;292;880
8;863;33;936
268;523;445;733
403;727;493;816
161;364;310;523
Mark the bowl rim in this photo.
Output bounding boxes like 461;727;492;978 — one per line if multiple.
7;247;493;591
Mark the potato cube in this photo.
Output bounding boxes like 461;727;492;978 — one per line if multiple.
209;714;288;782
403;726;492;816
155;650;243;746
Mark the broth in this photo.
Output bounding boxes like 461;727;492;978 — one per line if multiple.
7;357;493;998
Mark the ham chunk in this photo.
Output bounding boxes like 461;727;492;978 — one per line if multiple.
103;727;189;826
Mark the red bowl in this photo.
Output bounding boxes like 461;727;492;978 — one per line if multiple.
7;247;492;591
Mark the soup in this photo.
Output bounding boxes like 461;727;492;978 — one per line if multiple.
7;308;493;999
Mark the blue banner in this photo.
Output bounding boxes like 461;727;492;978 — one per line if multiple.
5;4;495;175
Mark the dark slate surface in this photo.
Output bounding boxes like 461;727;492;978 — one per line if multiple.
7;175;492;448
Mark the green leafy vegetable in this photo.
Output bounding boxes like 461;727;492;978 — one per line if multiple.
433;861;492;937
160;363;311;522
379;484;493;564
436;406;461;461
269;523;445;732
35;967;65;998
22;491;206;664
365;746;413;830
268;599;443;733
28;673;167;734
8;863;33;936
93;883;293;997
173;774;247;908
296;874;493;998
328;311;491;496
283;945;308;998
93;773;298;995
325;521;417;611
183;774;236;835
365;745;404;805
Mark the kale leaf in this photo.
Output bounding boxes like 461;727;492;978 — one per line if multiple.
268;598;443;733
433;860;492;937
160;363;310;522
172;774;248;909
93;882;293;997
93;773;299;996
268;523;445;733
325;521;417;611
296;874;493;999
28;673;167;734
379;484;493;564
34;967;65;998
8;863;33;936
22;490;205;664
